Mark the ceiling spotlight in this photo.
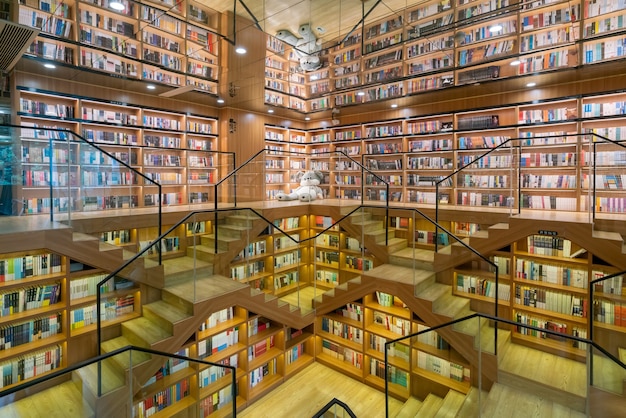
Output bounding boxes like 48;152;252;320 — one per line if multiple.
489;24;502;32
526;82;537;87
310;75;318;81
510;59;521;66
146;84;156;90
217;98;225;104
357;91;365;96
235;46;247;54
305;117;311;121
43;63;56;69
268;109;274;113
110;1;125;11
391;104;398;108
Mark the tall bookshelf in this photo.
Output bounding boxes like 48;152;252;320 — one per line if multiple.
15;88;222;213
263;91;626;213
17;0;220;94
314;291;471;401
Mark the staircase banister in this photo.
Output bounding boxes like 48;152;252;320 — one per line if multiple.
0;344;236;400
312;398;358;418
589;269;626;342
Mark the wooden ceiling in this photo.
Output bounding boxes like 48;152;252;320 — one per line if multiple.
198;0;419;44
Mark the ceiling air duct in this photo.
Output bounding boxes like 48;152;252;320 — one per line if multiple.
0;19;39;73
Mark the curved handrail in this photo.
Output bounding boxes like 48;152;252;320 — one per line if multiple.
312;397;358;418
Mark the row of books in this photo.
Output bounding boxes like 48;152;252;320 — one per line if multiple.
274;250;301;269
515;284;588;317
0;344;63;388
320;339;363;370
199;387;233;415
456;274;512;301
286;342;306;364
337;303;363;322
592;272;623;295
526;234;574;257
199;307;236;331
230;261;265;280
321;317;363;344
1;282;62;316
515;258;587;288
134;377;190;418
69;294;135;330
248;317;271;337
370;358;409;387
0;313;61;350
198;327;239;358
416;324;450;350
0;253;63;281
345;255;374;271
274;271;298;289
198;354;237;388
248;335;275;361
249;359;277;388
372;312;411;336
416;350;469;383
594;299;626;326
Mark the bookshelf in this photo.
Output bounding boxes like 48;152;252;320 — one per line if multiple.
15;88;222;213
18;0;220;93
0;249;66;389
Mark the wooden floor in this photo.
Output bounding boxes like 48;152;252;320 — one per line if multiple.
238;362;404;418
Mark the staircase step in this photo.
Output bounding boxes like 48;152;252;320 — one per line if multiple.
389;247;435;271
482;383;587;418
416;393;444;417
394;396;422;417
366;264;435;287
455;387;485;418
418;282;449;303
434;390;465;418
122;317;172;347
101;336;152;371
186;244;219;262
432;292;469;318
143;300;192;334
162;256;214;284
74;360;125;396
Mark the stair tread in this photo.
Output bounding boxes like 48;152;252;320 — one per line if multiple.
434;390;465;418
433;293;469;318
391;247;434;262
483;383;587;418
123;317;172;344
72;232;98;242
188;244;220;254
98;241;122;252
489;223;509;230
76;361;125;395
144;300;191;324
101;336;152;368
455;387;484;418
366;264;434;286
395;396;422;417
418;393;444;417
166;274;246;302
418;283;449;302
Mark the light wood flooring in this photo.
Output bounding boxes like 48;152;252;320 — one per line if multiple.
238;362;404;418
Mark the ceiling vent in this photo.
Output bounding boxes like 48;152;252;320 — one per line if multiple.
0;20;39;73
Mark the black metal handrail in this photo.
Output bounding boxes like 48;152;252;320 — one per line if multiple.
0;345;237;417
312;397;358;418
383;311;626;418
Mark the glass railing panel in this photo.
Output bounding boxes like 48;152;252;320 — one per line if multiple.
582;138;626;220
386;316;485;418
0;347;237;417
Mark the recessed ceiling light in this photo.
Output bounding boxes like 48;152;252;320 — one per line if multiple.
310;75;318;81
357;91;365;96
217;98;225;104
391;104;398;108
489;24;502;32
110;1;125;11
305;117;310;121
510;59;521;66
43;63;56;69
268;109;274;113
235;46;247;54
526;82;537;87
147;84;156;90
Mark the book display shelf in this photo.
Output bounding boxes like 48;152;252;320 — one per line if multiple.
17;0;220;94
0;251;141;389
259;0;626;113
15;88;222;214
315;291;471;401
450;233;609;360
264;90;626;212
